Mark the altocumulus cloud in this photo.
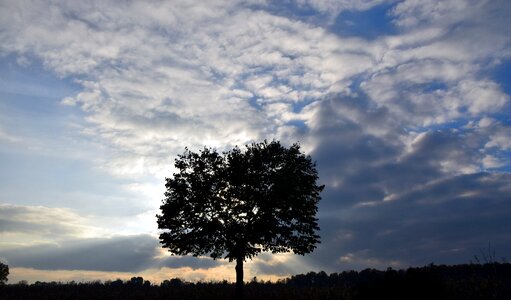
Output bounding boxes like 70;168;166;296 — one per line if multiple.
0;0;383;178
0;0;510;278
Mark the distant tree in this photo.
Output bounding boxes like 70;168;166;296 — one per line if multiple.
0;261;8;284
110;279;124;287
129;276;144;286
16;280;28;286
161;278;184;287
157;140;324;300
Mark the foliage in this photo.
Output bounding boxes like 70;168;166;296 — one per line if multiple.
157;140;324;261
0;261;8;284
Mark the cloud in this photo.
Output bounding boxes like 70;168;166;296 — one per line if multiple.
250;253;313;276
308;172;511;271
1;235;157;272
293;0;388;22
486;126;511;150
0;204;252;279
0;204;102;244
390;0;511;38
0;205;223;273
0;234;223;273
2;0;508;179
0;0;381;178
161;256;223;270
292;84;511;270
0;127;22;143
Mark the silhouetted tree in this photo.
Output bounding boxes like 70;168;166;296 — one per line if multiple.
0;261;8;285
110;279;124;287
161;278;184;287
129;276;144;286
157;140;323;300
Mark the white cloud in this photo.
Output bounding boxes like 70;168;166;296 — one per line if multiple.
486;127;511;150
478;117;494;128
482;155;504;169
457;80;509;115
391;0;486;28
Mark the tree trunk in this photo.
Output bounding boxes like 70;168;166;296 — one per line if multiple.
235;256;244;300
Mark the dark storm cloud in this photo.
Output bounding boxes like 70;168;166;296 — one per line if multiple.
0;234;222;272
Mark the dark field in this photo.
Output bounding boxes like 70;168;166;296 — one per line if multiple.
2;263;511;300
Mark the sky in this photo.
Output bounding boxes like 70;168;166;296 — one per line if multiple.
0;0;511;284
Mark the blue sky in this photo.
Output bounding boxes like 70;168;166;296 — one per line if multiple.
0;0;510;283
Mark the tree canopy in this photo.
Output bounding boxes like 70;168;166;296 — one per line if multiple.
157;140;323;299
157;140;323;260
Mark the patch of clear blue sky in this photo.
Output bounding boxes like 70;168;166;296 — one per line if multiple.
329;3;398;39
419;81;449;93
253;1;398;40
249;0;322;24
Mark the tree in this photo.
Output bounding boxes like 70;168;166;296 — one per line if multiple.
129;276;144;286
0;261;8;285
157;140;324;300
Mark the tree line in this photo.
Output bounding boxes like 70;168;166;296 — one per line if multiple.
1;262;510;300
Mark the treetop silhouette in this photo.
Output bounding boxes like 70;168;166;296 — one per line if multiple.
0;260;8;285
157;140;324;299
